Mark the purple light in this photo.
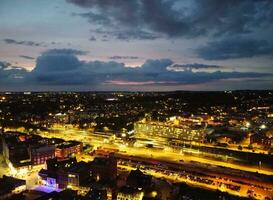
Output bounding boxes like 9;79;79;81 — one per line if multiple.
34;185;62;193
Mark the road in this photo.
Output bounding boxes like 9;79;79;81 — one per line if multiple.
117;159;273;199
35;127;273;199
36;127;273;176
5;126;272;199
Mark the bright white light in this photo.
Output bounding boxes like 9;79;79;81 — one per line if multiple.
245;122;251;128
260;124;266;129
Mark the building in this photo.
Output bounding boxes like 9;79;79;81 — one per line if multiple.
67;161;92;188
1;133;61;173
53;113;69;124
55;140;83;159
84;188;108;200
134;117;207;142
117;186;144;200
90;155;117;182
1;133;31;172
0;176;26;199
29;144;55;165
127;169;152;190
250;133;271;147
38;157;91;189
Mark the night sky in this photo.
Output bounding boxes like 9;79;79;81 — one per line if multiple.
0;0;273;91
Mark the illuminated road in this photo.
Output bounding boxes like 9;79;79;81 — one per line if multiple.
3;127;273;199
114;152;273;198
169;139;269;155
118;164;272;199
36;127;273;176
117;145;273;176
34;127;273;199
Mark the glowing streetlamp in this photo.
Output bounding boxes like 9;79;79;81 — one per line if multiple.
260;124;266;129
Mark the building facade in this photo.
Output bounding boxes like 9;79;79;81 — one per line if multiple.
117;187;144;200
134;117;207;142
55;141;83;159
90;155;117;182
29;144;55;165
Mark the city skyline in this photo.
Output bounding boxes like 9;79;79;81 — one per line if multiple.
0;91;272;199
1;0;273;91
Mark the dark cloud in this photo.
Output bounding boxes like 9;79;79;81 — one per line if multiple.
90;28;160;40
115;30;160;40
168;63;221;71
1;49;272;88
68;0;273;40
19;55;35;60
31;49;84;83
196;37;273;60
136;59;173;73
3;38;42;47
89;36;96;41
67;0;273;60
109;56;139;60
68;0;193;38
115;71;270;85
74;12;111;25
43;48;88;55
83;60;125;74
0;61;11;69
0;61;28;84
190;0;270;36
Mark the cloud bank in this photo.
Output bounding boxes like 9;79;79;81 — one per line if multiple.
4;38;43;47
196;37;273;60
68;0;273;38
67;0;273;60
0;49;271;90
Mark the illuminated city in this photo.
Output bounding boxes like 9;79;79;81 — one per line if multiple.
1;0;273;200
0;91;272;199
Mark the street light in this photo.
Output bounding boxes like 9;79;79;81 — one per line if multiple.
260;124;266;129
245;122;251;128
